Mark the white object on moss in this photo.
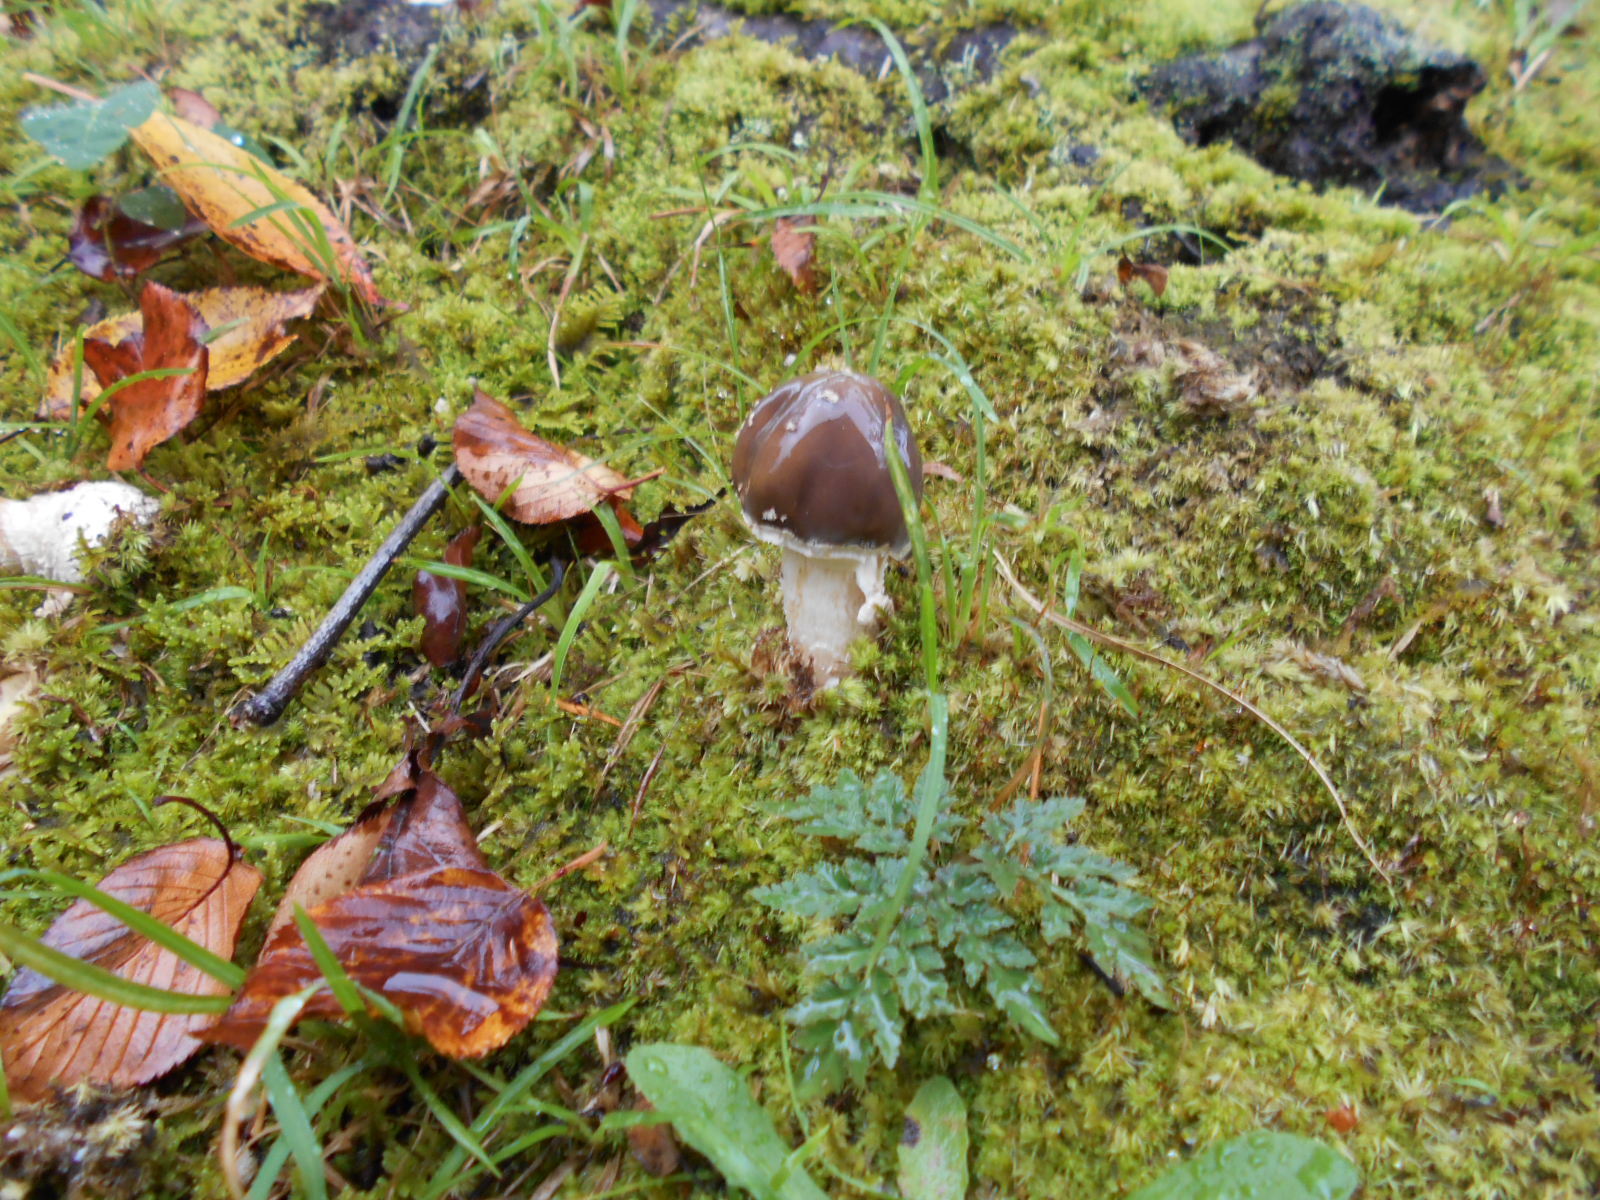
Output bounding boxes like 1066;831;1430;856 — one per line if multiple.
0;481;159;584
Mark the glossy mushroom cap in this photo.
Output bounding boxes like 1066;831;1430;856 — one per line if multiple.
732;370;923;558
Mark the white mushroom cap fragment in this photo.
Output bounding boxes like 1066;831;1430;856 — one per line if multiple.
0;481;160;585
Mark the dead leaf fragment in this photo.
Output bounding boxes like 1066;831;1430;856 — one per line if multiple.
82;282;208;471
0;840;261;1102
168;88;222;130
770;217;818;294
1171;339;1257;417
43;285;323;421
626;1097;681;1177
414;525;482;668
128;112;381;304
453;389;636;525
68;195;205;282
206;771;556;1059
261;804;392;945
1116;256;1169;298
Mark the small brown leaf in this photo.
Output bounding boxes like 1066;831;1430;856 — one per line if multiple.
626;1097;681;1177
453;389;636;525
921;460;964;484
414;525;482;668
42;285;323;422
82;282;208;471
128;113;381;304
67;195;205;282
1116;256;1169;298
206;772;555;1059
770;217;818;294
0;840;261;1102
261;804;391;946
168;88;223;130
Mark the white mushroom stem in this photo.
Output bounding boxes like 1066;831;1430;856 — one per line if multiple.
779;547;892;686
0;482;159;584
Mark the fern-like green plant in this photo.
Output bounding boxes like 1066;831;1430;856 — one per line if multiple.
754;769;1168;1093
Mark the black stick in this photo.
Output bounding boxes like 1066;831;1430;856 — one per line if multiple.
233;465;463;727
450;558;568;714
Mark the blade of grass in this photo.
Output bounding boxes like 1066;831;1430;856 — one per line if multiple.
262;1053;328;1200
222;985;321;1200
248;1059;370;1200
550;561;612;694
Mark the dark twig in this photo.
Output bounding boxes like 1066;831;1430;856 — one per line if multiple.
451;558;568;714
233;465;463;727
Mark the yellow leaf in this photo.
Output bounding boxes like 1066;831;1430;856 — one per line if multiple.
41;285;324;420
128;113;380;304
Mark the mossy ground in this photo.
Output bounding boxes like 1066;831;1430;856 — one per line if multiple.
1;0;1596;1196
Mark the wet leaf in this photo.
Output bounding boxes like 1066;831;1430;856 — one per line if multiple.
0;840;261;1102
128;112;381;304
453;389;636;525
626;1043;829;1200
20;81;158;170
43;285;323;421
82;282;208;471
897;1077;968;1200
206;771;556;1059
261;804;391;946
68;194;206;282
414;525;482;668
1117;256;1169;298
625;1098;681;1177
1128;1130;1359;1200
770;217;818;294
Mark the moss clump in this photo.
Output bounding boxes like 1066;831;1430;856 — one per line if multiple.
1;0;1596;1196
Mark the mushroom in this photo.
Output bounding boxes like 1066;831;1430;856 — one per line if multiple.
0;481;159;584
731;369;922;685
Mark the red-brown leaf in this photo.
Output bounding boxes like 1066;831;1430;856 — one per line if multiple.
82;282;209;471
1116;256;1169;298
261;804;392;946
206;772;554;1059
0;840;261;1102
770;217;818;294
68;195;205;282
414;525;481;668
453;389;635;525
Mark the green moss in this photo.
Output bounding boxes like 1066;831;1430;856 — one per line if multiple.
0;0;1597;1196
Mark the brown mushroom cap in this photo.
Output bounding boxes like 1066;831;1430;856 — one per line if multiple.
731;369;923;556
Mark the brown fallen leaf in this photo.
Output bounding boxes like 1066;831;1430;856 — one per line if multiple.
1116;256;1169;298
167;88;223;130
453;389;637;524
68;195;205;282
625;1097;681;1177
42;285;323;422
81;281;208;471
205;770;556;1059
128;112;381;305
770;217;818;294
414;525;482;668
0;840;261;1102
261;803;392;946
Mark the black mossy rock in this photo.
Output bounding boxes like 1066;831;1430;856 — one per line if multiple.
1144;2;1514;212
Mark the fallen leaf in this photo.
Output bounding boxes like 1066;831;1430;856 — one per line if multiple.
260;803;391;946
67;194;206;282
770;218;818;294
453;389;637;525
205;771;556;1059
0;840;261;1102
82;282;208;471
1116;256;1169;298
167;88;222;130
1324;1103;1359;1134
898;1077;968;1200
414;525;482;668
42;285;323;421
1171;339;1256;417
128;112;381;305
626;1097;681;1177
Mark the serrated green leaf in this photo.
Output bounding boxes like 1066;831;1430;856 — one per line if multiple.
117;185;190;230
861;969;903;1066
898;1077;968;1200
625;1044;829;1200
753;860;878;919
882;941;951;1018
1127;1130;1359;1200
1085;916;1171;1010
804;931;875;977
983;795;1086;851
986;967;1058;1044
21;81;159;169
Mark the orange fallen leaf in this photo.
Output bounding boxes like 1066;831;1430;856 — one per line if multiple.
453;388;638;525
204;771;556;1059
1116;256;1169;298
82;281;208;471
0;840;261;1102
42;285;324;422
770;217;818;294
128;112;381;304
1324;1103;1359;1133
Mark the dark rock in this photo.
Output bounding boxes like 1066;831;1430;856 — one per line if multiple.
1144;2;1514;211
